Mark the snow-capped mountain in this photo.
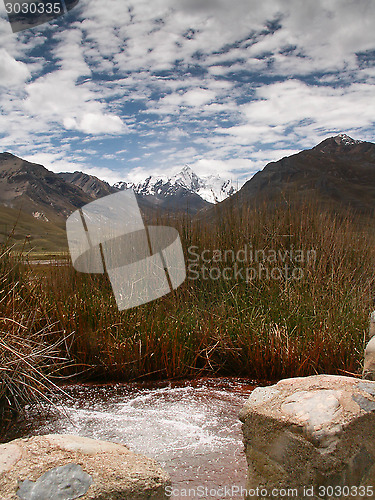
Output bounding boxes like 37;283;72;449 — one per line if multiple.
333;133;364;146
114;165;237;204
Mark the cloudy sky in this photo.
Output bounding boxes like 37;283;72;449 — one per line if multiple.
0;0;374;185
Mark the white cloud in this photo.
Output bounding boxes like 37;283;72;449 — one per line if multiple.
183;89;216;107
52;28;91;78
218;80;375;148
0;49;30;86
0;0;374;185
191;158;256;180
22;68;126;136
64;112;124;135
156;88;216;111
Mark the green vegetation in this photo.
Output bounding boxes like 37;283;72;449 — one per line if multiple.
1;199;375;422
0;205;68;253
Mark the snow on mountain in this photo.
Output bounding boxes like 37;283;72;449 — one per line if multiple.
334;133;364;146
195;176;236;203
113;165;237;203
314;134;366;154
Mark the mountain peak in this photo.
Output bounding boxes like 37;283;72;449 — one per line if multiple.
314;134;365;153
181;164;193;173
171;165;200;192
334;133;364;146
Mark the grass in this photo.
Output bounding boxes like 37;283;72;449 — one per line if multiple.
30;199;375;378
0;244;69;431
1;197;375;424
0;205;68;253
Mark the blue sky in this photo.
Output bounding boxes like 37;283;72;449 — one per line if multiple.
0;0;374;185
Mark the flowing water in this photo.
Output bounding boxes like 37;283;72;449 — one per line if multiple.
18;378;258;499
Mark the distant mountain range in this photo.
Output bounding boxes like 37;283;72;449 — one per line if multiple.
114;165;236;204
0;155;234;250
1;133;374;251
60;171;206;215
59;165;236;213
0;158;234;221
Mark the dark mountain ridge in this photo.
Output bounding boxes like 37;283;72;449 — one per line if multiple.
0;152;92;223
58;171;116;200
220;134;375;215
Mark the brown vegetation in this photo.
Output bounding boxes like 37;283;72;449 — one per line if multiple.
1;198;375;424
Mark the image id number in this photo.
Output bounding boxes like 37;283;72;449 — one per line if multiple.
318;486;373;497
5;2;62;15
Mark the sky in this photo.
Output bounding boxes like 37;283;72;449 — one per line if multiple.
0;0;374;186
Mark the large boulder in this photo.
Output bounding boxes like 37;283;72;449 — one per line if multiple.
0;434;170;499
239;375;375;499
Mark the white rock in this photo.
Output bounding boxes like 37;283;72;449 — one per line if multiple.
281;389;342;427
363;336;375;380
0;443;22;474
243;386;280;408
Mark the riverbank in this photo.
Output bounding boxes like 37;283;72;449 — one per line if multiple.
1;199;375;426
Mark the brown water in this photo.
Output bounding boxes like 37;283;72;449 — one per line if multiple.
16;378;257;499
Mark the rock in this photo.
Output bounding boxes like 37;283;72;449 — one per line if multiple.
239;375;375;499
363;336;375;381
0;443;22;474
0;434;170;500
17;463;93;500
363;311;375;380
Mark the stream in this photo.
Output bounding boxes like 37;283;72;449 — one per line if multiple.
16;378;258;499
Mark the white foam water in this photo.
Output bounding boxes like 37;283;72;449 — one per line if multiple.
27;379;256;499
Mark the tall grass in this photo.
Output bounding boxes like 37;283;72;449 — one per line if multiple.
35;198;375;382
0;242;69;431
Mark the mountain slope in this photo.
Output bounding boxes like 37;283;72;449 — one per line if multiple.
0;153;92;223
218;134;375;215
0;153;94;251
59;171;116;199
0;205;68;252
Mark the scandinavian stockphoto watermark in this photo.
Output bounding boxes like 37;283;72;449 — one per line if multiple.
187;244;317;282
66;190;186;311
66;191;316;311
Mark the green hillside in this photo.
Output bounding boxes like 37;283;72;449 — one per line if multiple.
0;206;68;253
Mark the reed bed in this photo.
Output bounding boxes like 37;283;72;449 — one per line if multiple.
1;198;375;424
0;244;69;429
37;199;375;381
